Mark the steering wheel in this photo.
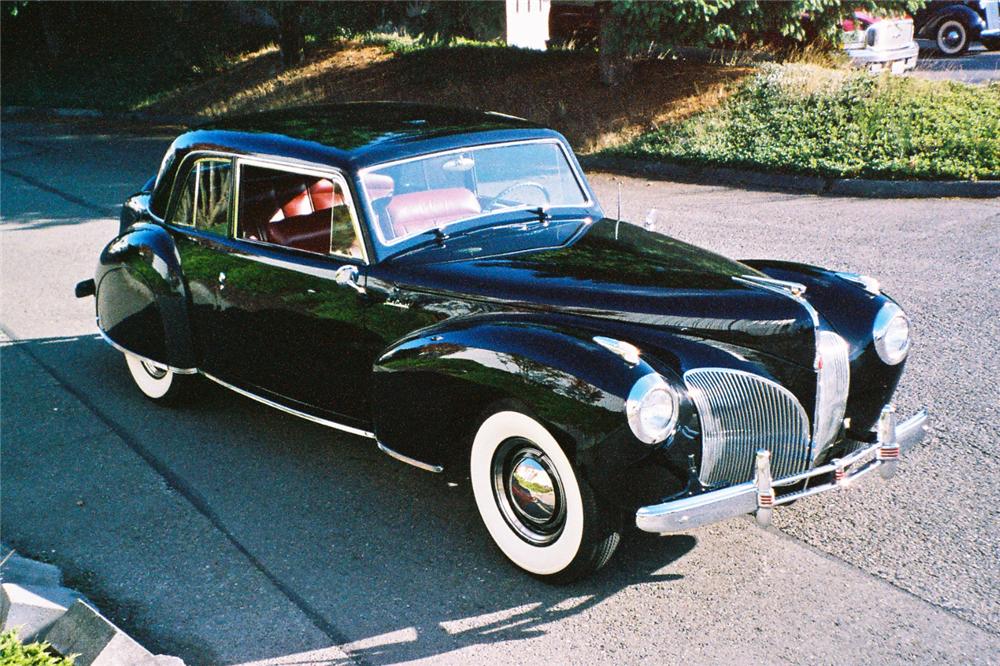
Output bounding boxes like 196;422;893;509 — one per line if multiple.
489;182;551;209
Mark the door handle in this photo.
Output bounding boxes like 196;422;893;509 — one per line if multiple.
334;265;365;294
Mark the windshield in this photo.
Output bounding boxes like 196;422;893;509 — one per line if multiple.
360;140;590;246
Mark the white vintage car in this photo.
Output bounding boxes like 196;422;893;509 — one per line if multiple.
842;11;920;73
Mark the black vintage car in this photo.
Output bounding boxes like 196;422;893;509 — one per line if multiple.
914;0;1000;54
77;103;928;582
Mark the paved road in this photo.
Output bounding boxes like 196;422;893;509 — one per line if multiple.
2;121;998;665
911;43;1000;83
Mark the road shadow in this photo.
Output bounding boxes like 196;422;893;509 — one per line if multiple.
2;334;697;664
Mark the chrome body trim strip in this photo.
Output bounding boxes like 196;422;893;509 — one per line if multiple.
199;371;377;440
734;274;819;327
635;407;929;534
812;330;851;463
377;441;444;474
96;322;198;375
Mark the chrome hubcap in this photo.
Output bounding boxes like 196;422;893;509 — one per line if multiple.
140;360;168;380
492;439;566;545
941;24;964;50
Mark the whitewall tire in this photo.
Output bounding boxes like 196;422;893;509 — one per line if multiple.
470;410;620;582
124;353;184;402
936;20;969;55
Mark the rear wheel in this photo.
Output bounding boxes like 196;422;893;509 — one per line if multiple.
124;353;188;402
936;19;969;55
470;409;621;583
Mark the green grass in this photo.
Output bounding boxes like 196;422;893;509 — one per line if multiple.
0;630;74;666
613;63;1000;181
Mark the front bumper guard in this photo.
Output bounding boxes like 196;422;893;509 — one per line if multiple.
635;405;929;534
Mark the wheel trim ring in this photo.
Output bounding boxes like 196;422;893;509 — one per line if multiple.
491;439;567;545
938;21;965;53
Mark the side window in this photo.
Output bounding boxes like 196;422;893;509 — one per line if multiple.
236;164;363;259
171;159;232;236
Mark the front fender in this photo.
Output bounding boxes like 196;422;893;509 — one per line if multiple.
372;316;673;482
744;259;905;433
95;223;196;370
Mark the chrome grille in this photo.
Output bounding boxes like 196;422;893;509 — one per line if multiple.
812;331;851;463
684;368;811;486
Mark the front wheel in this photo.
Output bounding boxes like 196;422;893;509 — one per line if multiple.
936;19;969;55
124;353;188;402
470;410;621;583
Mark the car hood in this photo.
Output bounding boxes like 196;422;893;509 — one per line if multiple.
382;218;818;368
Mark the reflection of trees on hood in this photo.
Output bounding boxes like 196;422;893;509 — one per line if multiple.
510;219;756;290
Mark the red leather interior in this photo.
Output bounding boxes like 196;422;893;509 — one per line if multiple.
385;188;481;238
267;211;332;254
256;178;346;253
364;173;395;201
310;179;336;210
270;179;343;222
239;170;361;256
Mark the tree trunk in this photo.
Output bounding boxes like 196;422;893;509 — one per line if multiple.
278;2;306;69
597;3;631;87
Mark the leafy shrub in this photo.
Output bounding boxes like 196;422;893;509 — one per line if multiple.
618;63;1000;181
0;630;74;666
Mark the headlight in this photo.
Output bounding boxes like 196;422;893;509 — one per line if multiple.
626;374;679;444
873;302;910;365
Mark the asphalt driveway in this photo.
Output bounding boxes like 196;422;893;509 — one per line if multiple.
1;120;998;665
911;43;1000;82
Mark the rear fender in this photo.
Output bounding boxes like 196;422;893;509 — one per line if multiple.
373;317;664;480
95;223;196;370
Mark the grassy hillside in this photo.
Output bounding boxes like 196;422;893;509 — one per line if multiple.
4;39;749;153
615;63;1000;181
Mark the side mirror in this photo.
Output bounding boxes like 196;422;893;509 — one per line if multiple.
334;265;365;294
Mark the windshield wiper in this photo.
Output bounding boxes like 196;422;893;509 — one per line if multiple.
387;209;582;261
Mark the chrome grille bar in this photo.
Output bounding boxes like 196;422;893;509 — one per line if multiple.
812;330;850;463
684;368;811;486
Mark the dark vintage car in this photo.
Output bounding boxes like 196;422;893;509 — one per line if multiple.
77;103;928;582
914;0;1000;54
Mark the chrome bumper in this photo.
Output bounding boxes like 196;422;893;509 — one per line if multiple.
845;42;920;65
635;406;929;534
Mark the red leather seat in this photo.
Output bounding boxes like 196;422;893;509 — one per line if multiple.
264;178;349;253
385;188;481;238
267;211;332;254
270;179;343;222
363;173;395;201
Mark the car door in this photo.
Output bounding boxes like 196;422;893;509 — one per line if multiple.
202;158;378;425
164;154;238;374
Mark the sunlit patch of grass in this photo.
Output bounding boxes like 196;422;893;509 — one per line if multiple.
614;63;1000;181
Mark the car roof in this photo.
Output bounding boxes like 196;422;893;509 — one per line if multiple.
173;102;562;170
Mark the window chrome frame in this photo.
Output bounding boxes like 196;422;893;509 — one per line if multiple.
356;138;595;250
233;156;370;265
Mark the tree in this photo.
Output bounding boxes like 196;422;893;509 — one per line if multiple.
596;0;927;86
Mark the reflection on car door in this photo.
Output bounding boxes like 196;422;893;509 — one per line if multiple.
176;157;378;425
